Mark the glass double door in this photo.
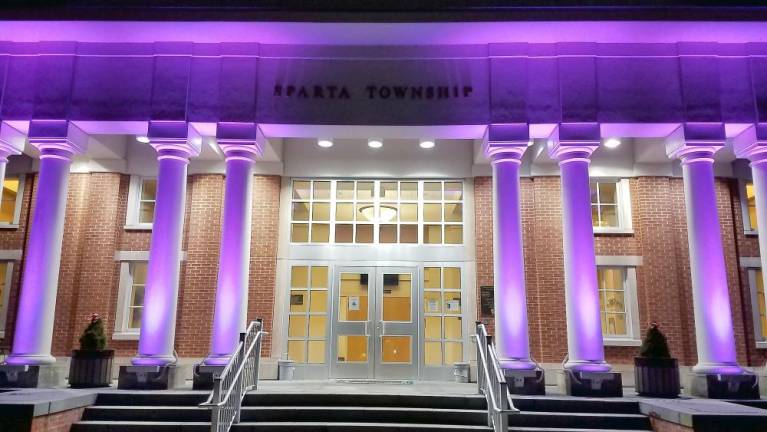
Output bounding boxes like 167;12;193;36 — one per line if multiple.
331;266;418;379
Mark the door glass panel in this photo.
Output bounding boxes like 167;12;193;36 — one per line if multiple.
444;316;462;339
425;341;442;365
288;340;306;362
309;291;327;312
424;291;442;313
311;267;328;288
291;266;309;287
443;268;460;289
424;316;442;339
443;291;461;314
339;273;369;321
307;341;325;364
444;342;463;364
383;273;412;322
381;336;411;363
290;291;308;312
337;336;368;362
288;315;307;337
309;316;326;337
424;267;441;288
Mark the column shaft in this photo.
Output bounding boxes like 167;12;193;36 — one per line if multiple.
206;154;255;365
559;157;609;372
6;149;72;365
133;149;190;366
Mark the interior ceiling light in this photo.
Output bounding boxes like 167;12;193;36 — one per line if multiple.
419;139;435;149
318;138;333;148
368;139;383;149
359;204;397;223
136;135;150;144
604;138;622;149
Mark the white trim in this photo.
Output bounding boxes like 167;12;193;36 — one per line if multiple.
739;178;759;236
592;178;634;234
0;249;23;261
125;175;155;229
114;250;187;262
595;255;643;267
603;338;642;347
740;257;762;268
111;331;140;341
0;262;14;339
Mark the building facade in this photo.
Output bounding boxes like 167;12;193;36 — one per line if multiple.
0;17;765;389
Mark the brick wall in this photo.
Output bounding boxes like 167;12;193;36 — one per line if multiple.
474;175;765;367
29;407;85;432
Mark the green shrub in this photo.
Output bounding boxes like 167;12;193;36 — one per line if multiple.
638;322;671;358
79;314;107;351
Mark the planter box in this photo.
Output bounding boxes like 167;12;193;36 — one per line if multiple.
69;349;114;388
634;356;680;398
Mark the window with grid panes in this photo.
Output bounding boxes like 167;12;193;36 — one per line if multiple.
0;176;21;224
287;265;329;364
423;267;463;366
138;178;157;224
127;262;147;330
745;181;758;232
756;269;767;340
597;267;629;337
590;180;620;228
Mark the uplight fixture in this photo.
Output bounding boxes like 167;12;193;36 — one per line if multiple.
604;138;622;149
136;135;150;144
368;139;383;149
318;138;334;148
419;139;435;149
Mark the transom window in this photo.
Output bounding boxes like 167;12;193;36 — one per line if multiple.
287;265;329;364
590;179;632;232
423;267;463;366
290;180;464;245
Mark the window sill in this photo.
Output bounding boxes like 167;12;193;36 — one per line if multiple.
756;341;767;350
124;224;153;231
0;223;19;230
112;331;140;341
604;338;641;347
745;230;758;237
594;228;634;236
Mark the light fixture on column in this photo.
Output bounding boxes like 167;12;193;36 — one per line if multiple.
368;139;383;149
136;135;150;144
318;138;333;148
419;139;435;149
603;138;621;149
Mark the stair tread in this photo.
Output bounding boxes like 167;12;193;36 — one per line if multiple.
234;421;491;429
75;420;209;425
509;429;651;432
88;405;486;413
515;411;646;418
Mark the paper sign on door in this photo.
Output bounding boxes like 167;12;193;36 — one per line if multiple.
349;296;360;311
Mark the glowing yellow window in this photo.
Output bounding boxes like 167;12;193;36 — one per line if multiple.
0;177;19;224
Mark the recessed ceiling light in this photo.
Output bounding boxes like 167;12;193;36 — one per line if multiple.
136;135;150;144
318;139;333;148
368;139;383;149
419;139;435;149
604;138;621;149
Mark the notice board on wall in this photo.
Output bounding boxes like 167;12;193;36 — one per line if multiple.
480;286;494;318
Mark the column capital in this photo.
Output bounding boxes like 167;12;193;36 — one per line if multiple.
28;120;88;159
216;122;264;162
0;122;25;162
546;122;600;163
733;123;767;165
665;122;725;163
483;123;531;164
148;121;202;160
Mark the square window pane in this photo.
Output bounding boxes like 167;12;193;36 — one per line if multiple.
380;225;397;243
400;182;418;200
591;205;600;226
310;267;328;289
605;313;627;336
292;202;310;221
291;266;309;288
288;315;307;338
309;315;326;338
424;182;442;200
379;204;398;223
400;225;418;243
309;290;328;313
291;223;309;242
444;182;463;200
337;181;355;199
383;273;412;322
444;203;463;222
337;336;368;362
425;341;442;365
443;291;461;314
0;200;14;223
312;203;330;221
444;225;463;244
336;203;354;221
131;286;145;309
289;290;308;312
423;203;442;222
335;224;353;243
357;181;374;200
129;307;142;329
307;340;325;364
357;204;375;222
444;316;462;339
381;336;411;363
356;224;373;243
141;179;157;201
340;273;369;322
599;182;618;204
424;291;442;313
444;342;463;364
424;225;442;244
313;181;330;200
132;263;148;284
311;224;330;243
590;181;599;203
600;205;619;227
443;267;461;289
139;202;155;224
400;203;418;222
288;340;306;363
380;182;398;200
424;267;441;289
604;291;626;313
599;268;624;289
425;316;442;339
293;181;311;200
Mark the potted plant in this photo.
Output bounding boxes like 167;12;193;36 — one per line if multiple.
634;322;680;398
68;313;114;388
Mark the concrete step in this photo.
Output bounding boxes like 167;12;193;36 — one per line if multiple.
71;420;210;432
508;429;654;432
94;392;208;406
508;412;651;430
232;422;492;431
511;397;642;414
243;392;488;410
82;406;210;422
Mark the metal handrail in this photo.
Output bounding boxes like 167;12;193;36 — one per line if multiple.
200;319;267;432
473;322;519;432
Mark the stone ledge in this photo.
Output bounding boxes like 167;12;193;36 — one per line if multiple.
0;388;96;417
640;398;767;432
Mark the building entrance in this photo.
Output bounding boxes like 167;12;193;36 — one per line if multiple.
331;266;418;379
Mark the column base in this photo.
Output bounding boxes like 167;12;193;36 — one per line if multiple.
0;364;66;388
192;364;225;390
689;372;759;399
503;367;545;395
557;369;623;397
117;365;185;390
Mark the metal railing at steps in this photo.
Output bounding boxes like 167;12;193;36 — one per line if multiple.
473;322;520;432
200;319;267;432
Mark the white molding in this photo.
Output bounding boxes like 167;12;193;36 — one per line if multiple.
740;257;762;268
112;331;139;341
0;249;23;261
114;250;187;261
757;341;767;350
604;338;641;347
595;255;643;266
123;223;153;231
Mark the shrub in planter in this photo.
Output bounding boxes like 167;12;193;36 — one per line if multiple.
634;322;680;398
69;314;114;388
